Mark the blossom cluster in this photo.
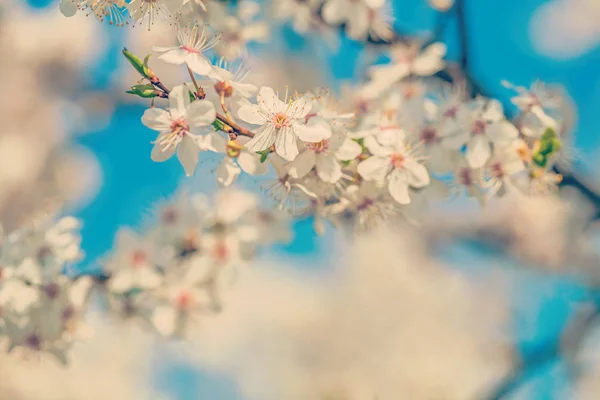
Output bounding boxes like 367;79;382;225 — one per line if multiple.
123;21;573;235
0;217;90;364
98;189;290;339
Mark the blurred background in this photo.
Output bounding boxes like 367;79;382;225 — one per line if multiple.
3;0;600;398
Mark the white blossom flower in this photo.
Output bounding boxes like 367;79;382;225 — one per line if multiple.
207;59;258;100
153;23;219;75
238;86;331;161
203;132;268;187
358;130;431;204
442;99;519;168
322;0;389;40
128;0;185;28
482;145;526;198
366;42;446;93
59;0;128;26
103;229;164;294
141;84;216;176
288;130;362;183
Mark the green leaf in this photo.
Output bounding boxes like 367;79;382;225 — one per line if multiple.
256;149;270;163
211;118;227;131
126;84;157;98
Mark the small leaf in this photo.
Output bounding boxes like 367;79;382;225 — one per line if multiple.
256;149;270;163
212;118;227;131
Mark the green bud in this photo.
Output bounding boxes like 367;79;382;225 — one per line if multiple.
532;152;547;168
126;84;157;98
122;48;147;76
256;149;270;163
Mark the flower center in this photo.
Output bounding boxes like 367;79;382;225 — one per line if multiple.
443;106;458;119
26;334;42;351
161;207;179;225
213;242;229;263
390;153;405;169
458;167;474;186
170;118;190;136
272;113;290;129
420;127;437;144
490;162;504;179
182;45;200;54
131;250;147;267
176;291;193;310
472;120;487;135
42;283;60;300
308;140;329;154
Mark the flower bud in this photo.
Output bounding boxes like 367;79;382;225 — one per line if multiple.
126;84;158;98
214;81;234;98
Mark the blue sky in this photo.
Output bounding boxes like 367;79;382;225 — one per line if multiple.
25;0;600;398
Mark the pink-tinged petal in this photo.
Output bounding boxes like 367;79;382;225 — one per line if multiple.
142;108;171;131
169;85;191;117
357;156;391;181
288;149;316;179
294;118;332;143
238;104;267;125
257;86;286;113
466;135;492;168
412;43;446;76
405;159;431;188
186;99;216;127
186;54;213;76
177;135;200;176
275;127;299;161
486;120;519;145
158;48;188;65
316;153;342;183
388;170;411;204
238;151;268;175
204;132;228;153
151;137;176;162
244;125;277;151
217;157;241;187
334;138;362;161
288;96;312;119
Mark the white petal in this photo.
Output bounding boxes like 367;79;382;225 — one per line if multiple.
169;85;191;116
151;137;176;162
370;64;411;84
357;156;391;181
274;127;299;161
288;150;316;179
217;157;241;187
136;268;163;289
466;135;492;168
238;105;267;125
388;170;411;204
322;0;346;24
294;118;332;143
186;99;216;127
316;153;342;183
177;135;200;176
158;48;187;65
142;108;171;131
334;138;362;160
244;125;277;152
346;8;369;40
486;120;519;145
186;54;213;76
288;97;312;119
257;86;286;113
204;132;228;153
238;151;268;175
108;270;134;293
231;82;258;98
405;159;431;188
152;306;177;337
412;43;447;76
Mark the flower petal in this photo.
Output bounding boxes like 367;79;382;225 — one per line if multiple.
231;82;258;98
275;127;299;161
405;159;431;188
217;157;241;187
151;137;176;162
238;104;267;125
186;99;216;127
169;85;191;117
288;97;312;119
257;86;286;113
294;118;332;143
466;135;492;168
357;156;391;181
288;149;316;179
486;120;519;145
204;132;228;153
334;138;362;160
412;43;446;76
244;125;277;152
142;108;171;131
186;54;213;76
388;170;411;204
158;48;187;65
238;151;268;175
316;153;342;183
177;135;200;176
